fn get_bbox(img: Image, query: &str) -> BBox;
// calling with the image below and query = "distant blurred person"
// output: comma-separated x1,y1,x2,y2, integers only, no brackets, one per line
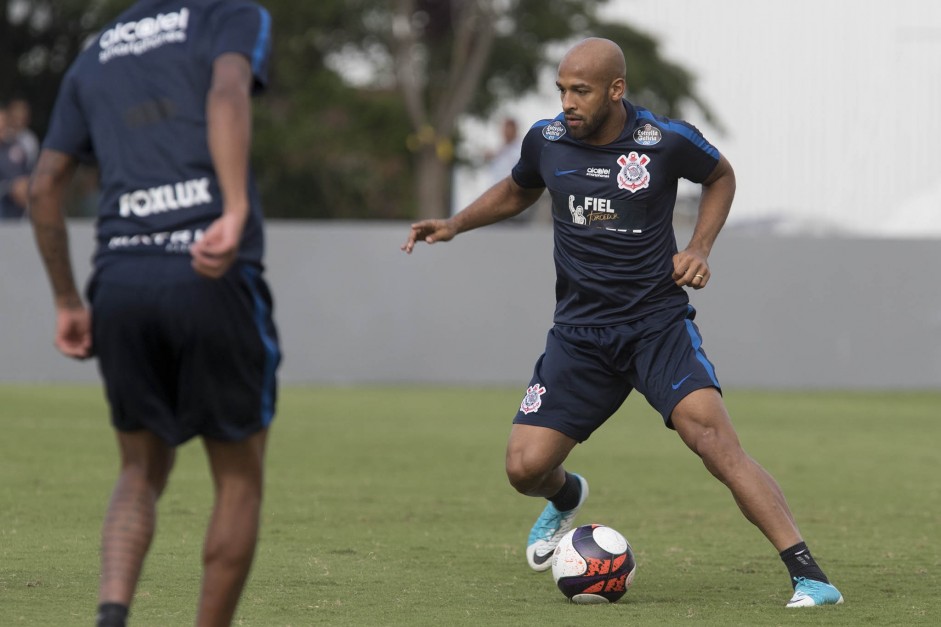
0,106,31,220
6,97,40,167
485,117,533,223
28,1,279,626
486,117,522,183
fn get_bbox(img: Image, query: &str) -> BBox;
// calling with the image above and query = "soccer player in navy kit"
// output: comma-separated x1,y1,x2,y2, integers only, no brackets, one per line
403,38,842,608
28,1,280,625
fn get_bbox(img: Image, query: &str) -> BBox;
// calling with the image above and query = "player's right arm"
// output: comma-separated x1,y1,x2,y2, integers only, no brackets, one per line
28,149,92,359
191,52,254,279
401,176,543,253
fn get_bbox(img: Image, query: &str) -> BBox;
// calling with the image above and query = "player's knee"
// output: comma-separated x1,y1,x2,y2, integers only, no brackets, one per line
505,455,551,495
694,428,750,481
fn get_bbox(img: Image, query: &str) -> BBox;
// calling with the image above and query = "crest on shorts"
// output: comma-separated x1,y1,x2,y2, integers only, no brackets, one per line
520,383,547,414
617,152,651,193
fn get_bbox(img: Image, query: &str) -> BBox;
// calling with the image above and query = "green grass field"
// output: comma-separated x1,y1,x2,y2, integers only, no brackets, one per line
1,385,939,626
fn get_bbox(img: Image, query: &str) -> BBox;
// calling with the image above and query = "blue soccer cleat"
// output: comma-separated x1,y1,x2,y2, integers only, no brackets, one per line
785,576,844,608
525,474,589,571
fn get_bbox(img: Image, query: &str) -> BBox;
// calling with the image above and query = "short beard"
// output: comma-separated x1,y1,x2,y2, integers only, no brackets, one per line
568,108,607,141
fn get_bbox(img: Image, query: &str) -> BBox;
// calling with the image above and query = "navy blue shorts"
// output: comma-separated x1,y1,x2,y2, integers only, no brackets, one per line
88,259,281,446
513,305,721,442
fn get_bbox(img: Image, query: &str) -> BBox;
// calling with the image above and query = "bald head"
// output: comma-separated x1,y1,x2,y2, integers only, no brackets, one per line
555,38,627,144
559,38,626,85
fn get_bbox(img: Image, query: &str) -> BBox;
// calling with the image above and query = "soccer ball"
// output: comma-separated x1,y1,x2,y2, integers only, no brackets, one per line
551,524,636,604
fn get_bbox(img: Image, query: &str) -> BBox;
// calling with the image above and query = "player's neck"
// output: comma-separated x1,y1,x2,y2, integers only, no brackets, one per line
583,104,627,146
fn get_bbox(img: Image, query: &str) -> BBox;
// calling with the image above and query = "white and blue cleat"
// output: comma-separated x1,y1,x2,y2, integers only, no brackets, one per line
525,474,589,571
785,576,844,608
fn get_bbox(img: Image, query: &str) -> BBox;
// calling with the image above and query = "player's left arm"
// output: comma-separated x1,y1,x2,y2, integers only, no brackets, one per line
191,52,254,279
28,149,93,359
673,154,735,289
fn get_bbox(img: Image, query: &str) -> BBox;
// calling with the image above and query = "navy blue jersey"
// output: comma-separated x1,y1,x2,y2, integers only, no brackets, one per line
42,0,272,268
512,100,720,326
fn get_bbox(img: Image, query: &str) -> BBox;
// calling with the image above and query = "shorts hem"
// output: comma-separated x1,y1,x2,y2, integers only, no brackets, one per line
512,414,589,443
661,383,723,429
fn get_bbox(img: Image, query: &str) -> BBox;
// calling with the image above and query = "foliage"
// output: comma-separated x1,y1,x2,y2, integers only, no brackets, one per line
2,0,715,219
0,0,127,129
250,1,416,219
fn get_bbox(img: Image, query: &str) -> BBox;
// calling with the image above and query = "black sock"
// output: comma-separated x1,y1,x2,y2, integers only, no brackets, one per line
96,603,128,627
780,541,829,587
548,472,582,512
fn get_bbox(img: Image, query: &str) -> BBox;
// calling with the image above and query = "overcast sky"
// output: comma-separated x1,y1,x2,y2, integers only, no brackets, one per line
458,0,941,237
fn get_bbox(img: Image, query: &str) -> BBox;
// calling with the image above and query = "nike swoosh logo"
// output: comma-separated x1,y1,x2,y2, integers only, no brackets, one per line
532,550,554,565
671,373,693,390
554,168,580,176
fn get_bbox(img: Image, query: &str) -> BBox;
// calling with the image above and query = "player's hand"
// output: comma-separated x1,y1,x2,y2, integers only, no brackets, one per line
401,219,457,254
672,248,710,289
55,305,93,360
191,211,245,278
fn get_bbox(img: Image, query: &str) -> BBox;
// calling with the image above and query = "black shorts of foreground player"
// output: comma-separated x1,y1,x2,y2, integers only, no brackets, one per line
402,37,842,608
28,2,280,626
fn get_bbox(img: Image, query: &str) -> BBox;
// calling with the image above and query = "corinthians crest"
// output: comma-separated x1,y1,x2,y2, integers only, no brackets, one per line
617,152,651,193
520,383,547,414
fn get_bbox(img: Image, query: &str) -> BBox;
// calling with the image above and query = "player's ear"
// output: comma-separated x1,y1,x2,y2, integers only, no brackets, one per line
610,77,626,101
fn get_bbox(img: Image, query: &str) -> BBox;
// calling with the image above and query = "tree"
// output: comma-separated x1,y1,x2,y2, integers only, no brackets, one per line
299,0,717,218
1,0,126,131
2,0,713,219
247,1,417,219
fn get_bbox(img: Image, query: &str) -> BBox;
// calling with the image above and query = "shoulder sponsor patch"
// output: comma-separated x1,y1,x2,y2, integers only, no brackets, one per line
633,123,662,146
542,121,567,141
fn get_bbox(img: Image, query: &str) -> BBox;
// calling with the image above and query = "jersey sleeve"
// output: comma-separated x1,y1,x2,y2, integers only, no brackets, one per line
510,123,548,189
41,69,93,158
672,120,720,183
209,2,273,92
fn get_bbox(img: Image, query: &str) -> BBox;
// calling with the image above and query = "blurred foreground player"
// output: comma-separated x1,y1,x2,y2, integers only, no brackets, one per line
29,1,280,625
403,37,842,608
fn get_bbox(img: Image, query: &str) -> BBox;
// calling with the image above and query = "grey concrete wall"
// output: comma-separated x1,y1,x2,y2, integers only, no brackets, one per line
2,220,938,388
